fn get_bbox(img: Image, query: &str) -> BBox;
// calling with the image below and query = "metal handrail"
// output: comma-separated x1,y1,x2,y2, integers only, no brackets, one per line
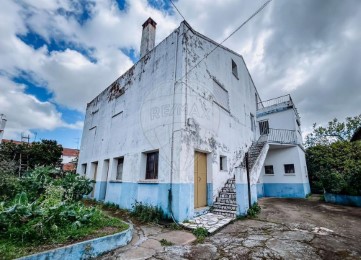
257,94,292,109
260,128,298,145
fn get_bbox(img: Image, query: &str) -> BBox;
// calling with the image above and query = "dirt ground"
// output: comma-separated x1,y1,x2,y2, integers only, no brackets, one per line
101,197,361,259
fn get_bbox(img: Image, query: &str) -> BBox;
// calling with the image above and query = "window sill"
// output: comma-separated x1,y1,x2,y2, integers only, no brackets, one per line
109,180,123,183
284,173,296,176
220,170,228,172
264,174,274,176
138,179,159,184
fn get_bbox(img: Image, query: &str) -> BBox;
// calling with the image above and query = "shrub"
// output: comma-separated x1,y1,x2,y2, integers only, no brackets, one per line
130,201,164,223
306,141,361,196
247,202,261,218
192,227,208,243
55,173,94,201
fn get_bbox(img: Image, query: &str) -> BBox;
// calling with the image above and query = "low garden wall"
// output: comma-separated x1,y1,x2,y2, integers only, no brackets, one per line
324,193,361,207
19,223,133,260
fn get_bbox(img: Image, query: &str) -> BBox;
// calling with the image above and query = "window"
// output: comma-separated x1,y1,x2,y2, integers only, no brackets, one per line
250,114,255,132
284,164,295,174
116,157,124,180
146,151,159,179
259,120,269,135
264,165,274,175
232,59,238,78
81,163,87,175
213,79,230,111
220,156,227,171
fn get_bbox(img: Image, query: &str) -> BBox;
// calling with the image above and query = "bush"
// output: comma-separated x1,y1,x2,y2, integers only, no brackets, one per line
192,227,208,243
55,173,94,201
0,189,104,243
130,201,164,223
247,202,261,218
306,141,361,196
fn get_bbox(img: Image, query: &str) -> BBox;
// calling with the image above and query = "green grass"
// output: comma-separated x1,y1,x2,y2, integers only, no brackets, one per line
160,239,174,246
0,214,128,260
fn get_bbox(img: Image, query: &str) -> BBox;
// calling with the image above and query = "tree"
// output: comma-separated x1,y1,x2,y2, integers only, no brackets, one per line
0,139,63,175
306,141,361,195
27,140,63,169
305,114,361,147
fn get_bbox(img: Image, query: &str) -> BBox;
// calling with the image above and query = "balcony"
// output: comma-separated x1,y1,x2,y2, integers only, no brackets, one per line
258,128,299,145
257,94,300,123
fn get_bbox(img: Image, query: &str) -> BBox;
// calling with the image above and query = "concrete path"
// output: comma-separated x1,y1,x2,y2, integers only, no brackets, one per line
181,213,234,233
99,224,196,260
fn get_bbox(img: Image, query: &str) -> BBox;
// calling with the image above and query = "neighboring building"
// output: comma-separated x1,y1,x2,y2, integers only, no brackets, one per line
61,148,79,171
77,18,310,221
0,114,6,143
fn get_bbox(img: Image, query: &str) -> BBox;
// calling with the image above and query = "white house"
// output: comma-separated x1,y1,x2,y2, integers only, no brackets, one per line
77,18,310,221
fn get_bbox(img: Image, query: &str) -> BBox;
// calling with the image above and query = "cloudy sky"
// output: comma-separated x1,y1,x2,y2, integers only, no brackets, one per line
1,0,360,148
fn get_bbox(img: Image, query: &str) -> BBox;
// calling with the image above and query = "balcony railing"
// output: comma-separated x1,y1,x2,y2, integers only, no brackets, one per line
257,94,300,122
259,128,298,145
257,94,293,109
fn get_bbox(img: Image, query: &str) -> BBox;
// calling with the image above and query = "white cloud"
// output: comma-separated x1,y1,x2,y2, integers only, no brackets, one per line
0,76,81,140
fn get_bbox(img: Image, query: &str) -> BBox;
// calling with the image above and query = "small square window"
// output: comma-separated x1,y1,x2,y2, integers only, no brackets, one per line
220,156,227,171
116,157,124,180
146,151,159,179
284,164,295,174
232,59,238,78
265,165,274,175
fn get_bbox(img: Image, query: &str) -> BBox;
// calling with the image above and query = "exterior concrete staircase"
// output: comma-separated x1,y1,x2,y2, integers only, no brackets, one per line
247,141,267,170
211,177,237,218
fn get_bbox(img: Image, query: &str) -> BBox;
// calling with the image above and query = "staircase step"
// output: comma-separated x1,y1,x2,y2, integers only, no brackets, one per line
219,193,236,199
221,187,235,193
212,209,237,218
216,198,236,204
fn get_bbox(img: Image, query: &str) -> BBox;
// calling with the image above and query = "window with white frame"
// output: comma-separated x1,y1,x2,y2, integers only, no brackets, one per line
264,165,274,175
284,164,295,174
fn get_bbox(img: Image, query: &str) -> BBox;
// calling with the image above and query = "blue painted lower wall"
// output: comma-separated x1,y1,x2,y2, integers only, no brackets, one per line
257,183,264,198
93,181,203,222
262,183,309,198
325,193,361,207
236,183,249,215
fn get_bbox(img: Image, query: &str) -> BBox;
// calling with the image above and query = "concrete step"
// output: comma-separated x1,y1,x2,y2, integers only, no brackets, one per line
219,193,236,199
212,209,237,218
216,197,237,204
221,187,236,193
213,203,237,211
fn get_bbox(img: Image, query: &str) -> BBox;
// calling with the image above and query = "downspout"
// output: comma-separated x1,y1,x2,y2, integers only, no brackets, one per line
245,152,252,209
169,28,180,223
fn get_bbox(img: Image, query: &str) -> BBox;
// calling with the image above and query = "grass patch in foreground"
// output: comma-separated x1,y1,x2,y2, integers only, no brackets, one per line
0,213,128,260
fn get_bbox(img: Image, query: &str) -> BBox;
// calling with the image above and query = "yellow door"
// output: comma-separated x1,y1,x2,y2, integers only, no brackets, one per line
194,152,207,208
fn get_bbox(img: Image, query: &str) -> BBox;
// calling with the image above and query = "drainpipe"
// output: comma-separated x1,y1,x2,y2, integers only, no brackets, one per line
245,152,252,208
169,28,180,223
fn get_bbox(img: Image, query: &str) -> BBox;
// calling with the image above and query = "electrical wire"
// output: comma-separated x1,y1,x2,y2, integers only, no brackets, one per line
170,0,186,21
176,0,272,84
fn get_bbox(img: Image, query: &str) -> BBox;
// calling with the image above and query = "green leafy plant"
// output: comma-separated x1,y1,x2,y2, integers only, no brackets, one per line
192,227,208,243
160,239,174,246
247,202,261,218
130,201,164,223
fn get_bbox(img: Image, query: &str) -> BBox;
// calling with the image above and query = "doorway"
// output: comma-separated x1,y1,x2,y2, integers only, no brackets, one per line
91,161,98,198
194,151,207,208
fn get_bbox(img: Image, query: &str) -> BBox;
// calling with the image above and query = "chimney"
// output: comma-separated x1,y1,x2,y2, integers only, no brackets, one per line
140,17,157,58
